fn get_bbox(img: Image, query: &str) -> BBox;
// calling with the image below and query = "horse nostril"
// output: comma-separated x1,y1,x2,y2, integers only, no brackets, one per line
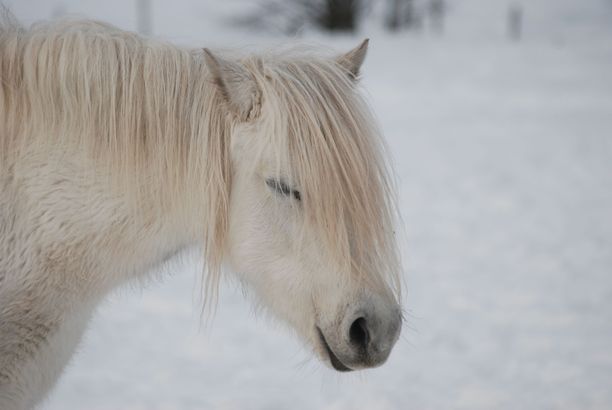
349,317,370,350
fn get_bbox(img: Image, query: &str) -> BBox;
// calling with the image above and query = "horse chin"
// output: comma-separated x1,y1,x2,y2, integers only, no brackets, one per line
316,327,353,372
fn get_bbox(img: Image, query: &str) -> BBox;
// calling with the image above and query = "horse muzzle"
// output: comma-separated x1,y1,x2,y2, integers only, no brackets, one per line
316,300,402,371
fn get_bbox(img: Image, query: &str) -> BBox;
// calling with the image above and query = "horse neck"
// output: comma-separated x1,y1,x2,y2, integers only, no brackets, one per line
112,49,232,248
0,23,234,289
1,25,232,256
113,45,233,267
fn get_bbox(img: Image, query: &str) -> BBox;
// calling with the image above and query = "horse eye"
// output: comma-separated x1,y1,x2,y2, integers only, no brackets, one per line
266,178,301,201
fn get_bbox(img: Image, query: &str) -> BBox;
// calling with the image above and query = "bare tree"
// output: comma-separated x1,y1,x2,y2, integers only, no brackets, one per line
385,0,420,32
318,0,361,31
234,0,366,35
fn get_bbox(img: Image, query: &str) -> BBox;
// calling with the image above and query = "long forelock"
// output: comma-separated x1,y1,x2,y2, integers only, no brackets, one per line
250,54,402,300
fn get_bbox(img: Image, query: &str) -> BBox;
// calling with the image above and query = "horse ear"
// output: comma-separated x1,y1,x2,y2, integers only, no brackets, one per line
336,38,369,80
203,49,259,121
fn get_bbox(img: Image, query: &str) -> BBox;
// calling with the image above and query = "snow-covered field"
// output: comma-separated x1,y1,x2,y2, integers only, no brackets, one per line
7,0,612,409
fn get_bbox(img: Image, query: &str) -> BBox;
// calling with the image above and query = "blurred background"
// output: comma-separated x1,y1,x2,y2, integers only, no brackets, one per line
6,0,612,409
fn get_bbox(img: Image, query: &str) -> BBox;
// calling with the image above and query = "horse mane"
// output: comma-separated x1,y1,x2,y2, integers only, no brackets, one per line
0,16,400,303
0,17,231,304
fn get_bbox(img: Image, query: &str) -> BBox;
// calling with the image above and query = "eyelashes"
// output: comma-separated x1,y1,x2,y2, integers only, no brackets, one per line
266,178,301,201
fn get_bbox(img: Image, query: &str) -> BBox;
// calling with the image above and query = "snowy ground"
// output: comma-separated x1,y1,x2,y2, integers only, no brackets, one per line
6,0,612,409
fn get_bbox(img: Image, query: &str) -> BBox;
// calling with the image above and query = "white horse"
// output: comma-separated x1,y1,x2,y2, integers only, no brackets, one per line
0,15,402,409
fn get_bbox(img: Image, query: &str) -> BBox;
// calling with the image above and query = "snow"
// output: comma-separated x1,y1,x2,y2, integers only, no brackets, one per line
6,0,612,408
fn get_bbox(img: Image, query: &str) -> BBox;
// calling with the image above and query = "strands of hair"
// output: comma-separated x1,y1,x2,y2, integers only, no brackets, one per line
251,56,401,299
0,16,231,309
0,15,400,307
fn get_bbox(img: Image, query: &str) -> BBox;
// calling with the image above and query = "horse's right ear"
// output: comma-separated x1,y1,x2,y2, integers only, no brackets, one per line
203,49,260,121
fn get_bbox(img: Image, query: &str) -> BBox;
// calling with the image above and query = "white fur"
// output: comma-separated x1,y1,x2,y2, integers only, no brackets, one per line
0,17,402,409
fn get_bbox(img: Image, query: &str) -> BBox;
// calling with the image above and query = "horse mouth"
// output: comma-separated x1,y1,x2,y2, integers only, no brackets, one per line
316,327,353,372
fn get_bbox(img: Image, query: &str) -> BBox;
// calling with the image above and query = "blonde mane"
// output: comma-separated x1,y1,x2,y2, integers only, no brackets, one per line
0,17,400,302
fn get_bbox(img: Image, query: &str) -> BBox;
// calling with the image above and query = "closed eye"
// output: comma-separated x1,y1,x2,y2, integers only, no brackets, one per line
266,178,301,201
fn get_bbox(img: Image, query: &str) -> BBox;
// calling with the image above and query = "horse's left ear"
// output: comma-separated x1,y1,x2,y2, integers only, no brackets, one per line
203,49,260,121
336,38,369,80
